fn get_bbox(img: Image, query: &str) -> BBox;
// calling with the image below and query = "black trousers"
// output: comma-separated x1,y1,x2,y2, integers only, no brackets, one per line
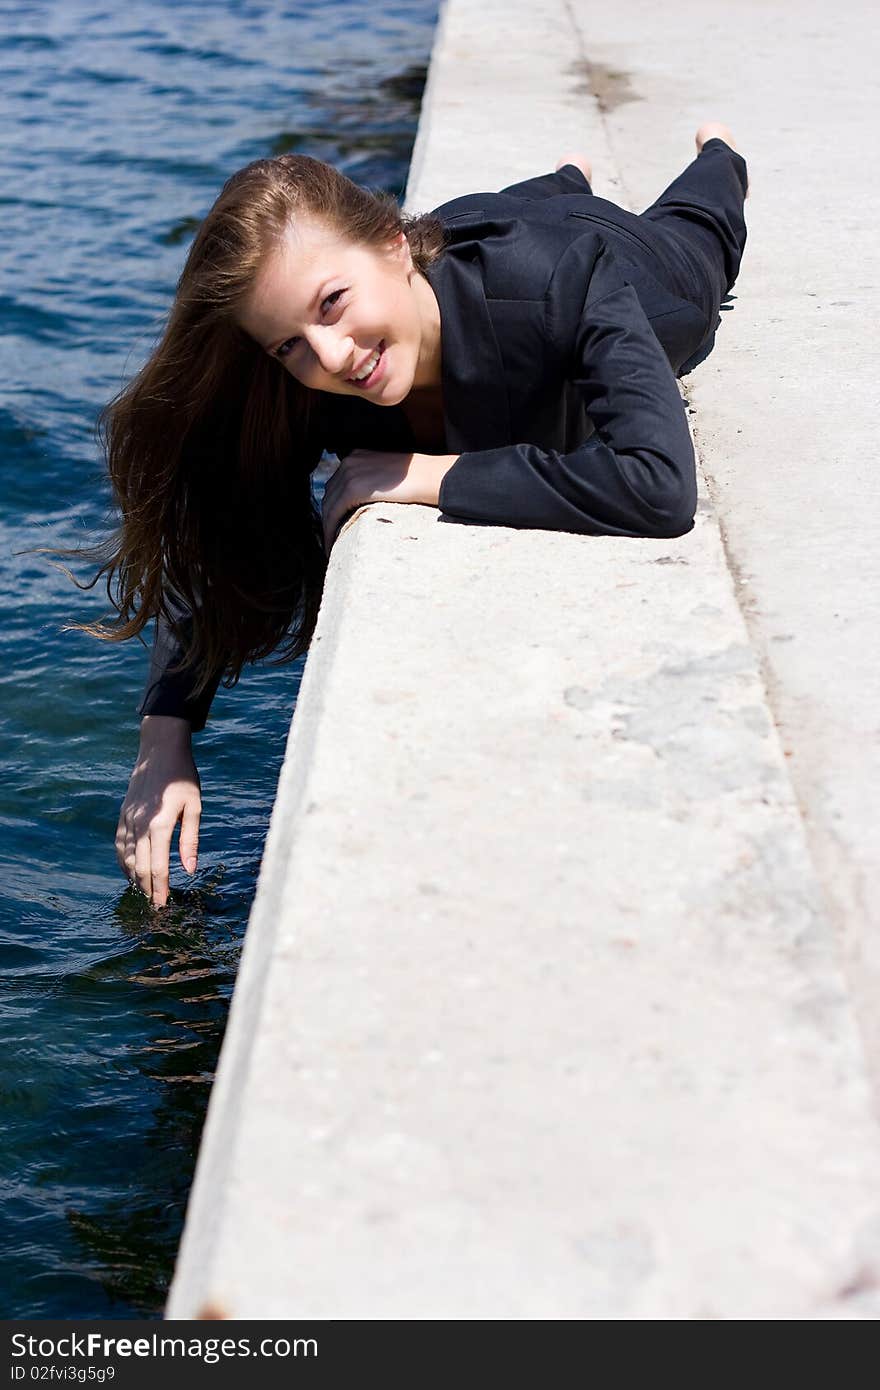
506,137,749,362
543,137,748,369
636,137,749,340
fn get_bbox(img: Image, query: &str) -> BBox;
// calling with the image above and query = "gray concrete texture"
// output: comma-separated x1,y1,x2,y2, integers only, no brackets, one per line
166,0,880,1318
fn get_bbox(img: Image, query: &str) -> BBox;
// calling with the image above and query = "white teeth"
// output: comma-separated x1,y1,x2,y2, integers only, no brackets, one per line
349,347,381,382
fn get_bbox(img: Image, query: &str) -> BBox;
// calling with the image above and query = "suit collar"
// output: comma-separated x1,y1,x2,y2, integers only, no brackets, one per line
425,248,511,452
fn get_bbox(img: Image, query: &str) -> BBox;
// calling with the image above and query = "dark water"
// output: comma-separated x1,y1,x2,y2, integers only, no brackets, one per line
0,0,438,1319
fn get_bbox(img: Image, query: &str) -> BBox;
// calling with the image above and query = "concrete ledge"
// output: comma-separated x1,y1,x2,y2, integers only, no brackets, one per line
166,0,880,1319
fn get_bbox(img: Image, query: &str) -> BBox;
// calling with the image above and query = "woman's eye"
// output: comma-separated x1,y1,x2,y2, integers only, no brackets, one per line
274,290,347,360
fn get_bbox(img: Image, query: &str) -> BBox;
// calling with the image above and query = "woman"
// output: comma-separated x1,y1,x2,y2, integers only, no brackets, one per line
59,120,749,906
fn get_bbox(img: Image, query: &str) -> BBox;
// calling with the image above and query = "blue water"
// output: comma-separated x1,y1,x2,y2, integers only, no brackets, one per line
0,0,438,1319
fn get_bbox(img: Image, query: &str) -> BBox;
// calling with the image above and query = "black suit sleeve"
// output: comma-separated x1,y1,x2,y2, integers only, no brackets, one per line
438,237,697,540
137,580,224,733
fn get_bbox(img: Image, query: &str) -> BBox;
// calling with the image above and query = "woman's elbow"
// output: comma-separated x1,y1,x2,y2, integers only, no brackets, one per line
643,482,697,538
651,508,696,539
624,449,697,539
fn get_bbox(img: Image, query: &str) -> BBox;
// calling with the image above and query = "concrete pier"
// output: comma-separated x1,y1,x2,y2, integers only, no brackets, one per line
165,0,880,1319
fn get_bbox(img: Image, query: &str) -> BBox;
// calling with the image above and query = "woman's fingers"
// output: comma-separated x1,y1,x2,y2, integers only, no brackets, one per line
119,805,196,907
124,810,185,907
148,819,175,908
133,827,152,901
119,818,137,884
321,457,351,552
321,449,404,552
320,450,443,550
179,798,201,875
115,817,131,880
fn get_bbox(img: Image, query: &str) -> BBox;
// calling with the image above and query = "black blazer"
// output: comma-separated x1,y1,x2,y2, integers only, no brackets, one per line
139,164,710,730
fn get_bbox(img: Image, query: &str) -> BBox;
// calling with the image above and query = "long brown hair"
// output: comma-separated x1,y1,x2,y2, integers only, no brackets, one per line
35,155,448,706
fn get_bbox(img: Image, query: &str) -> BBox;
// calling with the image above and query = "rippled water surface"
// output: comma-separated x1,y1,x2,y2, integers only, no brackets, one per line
0,0,438,1318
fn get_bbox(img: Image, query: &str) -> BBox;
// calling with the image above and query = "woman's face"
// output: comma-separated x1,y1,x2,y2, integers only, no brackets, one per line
237,213,442,402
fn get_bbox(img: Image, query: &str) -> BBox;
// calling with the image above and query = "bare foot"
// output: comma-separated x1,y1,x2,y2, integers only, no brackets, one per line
555,150,593,183
695,122,749,197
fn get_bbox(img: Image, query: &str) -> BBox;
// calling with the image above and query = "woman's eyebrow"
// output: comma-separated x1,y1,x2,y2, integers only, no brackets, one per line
264,278,333,353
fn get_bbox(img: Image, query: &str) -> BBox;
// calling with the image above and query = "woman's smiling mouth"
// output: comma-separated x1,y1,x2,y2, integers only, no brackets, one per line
347,341,386,388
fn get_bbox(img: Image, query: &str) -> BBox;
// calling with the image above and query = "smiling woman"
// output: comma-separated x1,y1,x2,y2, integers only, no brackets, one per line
237,212,443,398
37,129,748,908
234,206,458,548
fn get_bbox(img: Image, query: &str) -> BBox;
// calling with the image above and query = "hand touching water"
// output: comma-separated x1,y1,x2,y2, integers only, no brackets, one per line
321,449,459,553
116,715,201,908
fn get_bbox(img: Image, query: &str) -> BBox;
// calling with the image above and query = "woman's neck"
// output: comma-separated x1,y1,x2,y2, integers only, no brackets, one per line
399,375,446,452
411,271,443,389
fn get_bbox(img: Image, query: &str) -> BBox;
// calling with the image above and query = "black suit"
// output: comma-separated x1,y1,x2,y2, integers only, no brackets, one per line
139,139,748,730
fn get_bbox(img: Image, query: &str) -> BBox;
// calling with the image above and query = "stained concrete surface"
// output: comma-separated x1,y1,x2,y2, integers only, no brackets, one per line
560,0,880,1080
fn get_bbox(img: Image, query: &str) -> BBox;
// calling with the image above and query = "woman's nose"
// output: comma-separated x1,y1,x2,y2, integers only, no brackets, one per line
307,327,352,379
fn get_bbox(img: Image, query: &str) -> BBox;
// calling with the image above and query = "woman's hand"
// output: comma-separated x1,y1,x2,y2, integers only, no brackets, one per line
115,715,202,908
321,449,459,553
